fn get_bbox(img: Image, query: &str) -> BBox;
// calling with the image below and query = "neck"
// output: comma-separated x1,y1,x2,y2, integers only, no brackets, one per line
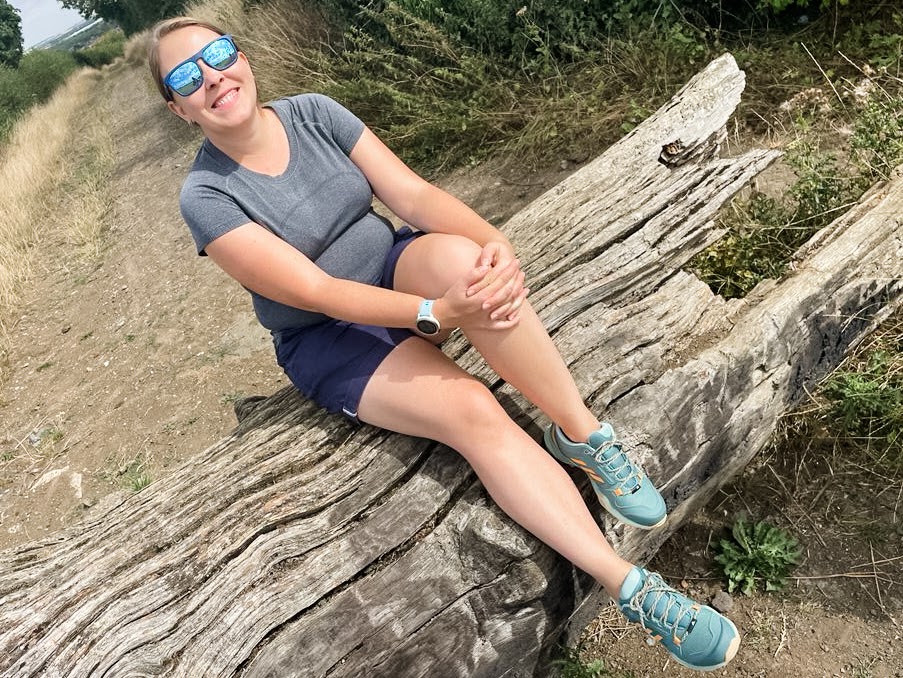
204,104,272,161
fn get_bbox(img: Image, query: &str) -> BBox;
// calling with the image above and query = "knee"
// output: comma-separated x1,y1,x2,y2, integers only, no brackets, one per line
438,378,507,444
437,235,482,278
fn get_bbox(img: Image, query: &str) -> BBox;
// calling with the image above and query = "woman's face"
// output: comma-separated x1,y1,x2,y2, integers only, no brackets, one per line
157,26,258,133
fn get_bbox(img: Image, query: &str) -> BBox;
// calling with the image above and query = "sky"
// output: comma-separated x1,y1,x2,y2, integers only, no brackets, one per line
10,0,86,49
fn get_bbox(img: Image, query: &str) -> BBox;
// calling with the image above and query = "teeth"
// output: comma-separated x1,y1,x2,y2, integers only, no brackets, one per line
214,89,237,108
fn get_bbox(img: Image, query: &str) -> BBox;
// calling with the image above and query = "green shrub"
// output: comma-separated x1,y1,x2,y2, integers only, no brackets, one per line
715,518,801,595
13,49,78,103
74,29,126,68
851,94,903,183
689,193,789,298
692,85,903,299
822,348,903,454
243,0,707,173
0,49,78,143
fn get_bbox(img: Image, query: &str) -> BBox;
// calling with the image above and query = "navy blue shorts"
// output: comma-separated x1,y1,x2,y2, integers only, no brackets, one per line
274,227,423,422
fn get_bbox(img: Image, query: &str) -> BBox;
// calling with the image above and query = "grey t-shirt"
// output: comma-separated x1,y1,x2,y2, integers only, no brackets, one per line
179,93,396,333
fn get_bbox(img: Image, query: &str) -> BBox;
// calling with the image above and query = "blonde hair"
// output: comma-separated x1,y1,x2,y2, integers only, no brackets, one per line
147,17,237,101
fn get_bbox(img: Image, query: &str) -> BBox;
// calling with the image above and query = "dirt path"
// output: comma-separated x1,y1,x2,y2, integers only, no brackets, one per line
0,61,284,547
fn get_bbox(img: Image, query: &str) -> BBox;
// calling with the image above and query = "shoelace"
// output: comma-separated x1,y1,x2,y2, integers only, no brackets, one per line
593,439,642,493
624,573,697,643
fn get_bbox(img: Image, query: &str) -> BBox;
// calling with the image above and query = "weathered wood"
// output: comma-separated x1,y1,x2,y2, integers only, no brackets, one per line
0,53,899,677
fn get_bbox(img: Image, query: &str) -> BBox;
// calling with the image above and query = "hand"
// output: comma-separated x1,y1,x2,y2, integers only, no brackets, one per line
468,240,528,322
435,258,525,331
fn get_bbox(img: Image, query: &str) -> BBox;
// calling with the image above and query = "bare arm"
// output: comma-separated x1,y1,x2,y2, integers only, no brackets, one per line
203,221,522,331
349,128,516,268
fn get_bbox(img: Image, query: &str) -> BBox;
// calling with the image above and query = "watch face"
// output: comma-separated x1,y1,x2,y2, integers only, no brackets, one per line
417,318,440,335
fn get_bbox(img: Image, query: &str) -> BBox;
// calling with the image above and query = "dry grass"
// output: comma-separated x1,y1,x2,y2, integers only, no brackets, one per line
0,68,113,382
64,97,115,260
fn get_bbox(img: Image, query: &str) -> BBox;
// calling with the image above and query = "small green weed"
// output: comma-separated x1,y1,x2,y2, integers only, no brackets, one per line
36,361,53,372
850,655,879,678
821,344,903,465
116,454,153,492
714,517,801,595
40,427,64,446
551,644,633,678
220,391,245,405
129,472,152,492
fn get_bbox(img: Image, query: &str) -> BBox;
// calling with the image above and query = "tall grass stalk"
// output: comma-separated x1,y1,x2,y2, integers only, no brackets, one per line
0,69,99,378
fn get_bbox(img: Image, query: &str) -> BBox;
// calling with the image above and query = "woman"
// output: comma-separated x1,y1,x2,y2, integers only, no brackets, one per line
148,17,739,672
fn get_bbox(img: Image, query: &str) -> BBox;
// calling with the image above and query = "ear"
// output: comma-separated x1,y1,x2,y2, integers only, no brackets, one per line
167,99,192,124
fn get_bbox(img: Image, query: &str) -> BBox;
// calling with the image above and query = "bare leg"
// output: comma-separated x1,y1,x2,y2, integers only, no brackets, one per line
395,234,600,441
356,336,632,595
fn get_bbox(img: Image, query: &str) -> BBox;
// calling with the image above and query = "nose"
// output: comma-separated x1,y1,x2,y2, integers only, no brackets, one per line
196,59,225,89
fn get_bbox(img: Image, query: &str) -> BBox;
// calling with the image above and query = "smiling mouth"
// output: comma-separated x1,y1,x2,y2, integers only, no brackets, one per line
212,88,239,109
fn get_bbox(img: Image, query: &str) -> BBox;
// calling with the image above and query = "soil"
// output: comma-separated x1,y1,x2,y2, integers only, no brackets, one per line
0,58,900,677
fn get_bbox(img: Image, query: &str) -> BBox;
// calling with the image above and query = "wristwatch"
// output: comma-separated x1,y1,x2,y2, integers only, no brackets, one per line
416,299,441,335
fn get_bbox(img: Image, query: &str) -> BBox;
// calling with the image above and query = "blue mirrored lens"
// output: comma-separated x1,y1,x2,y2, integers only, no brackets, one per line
203,38,237,69
168,62,203,96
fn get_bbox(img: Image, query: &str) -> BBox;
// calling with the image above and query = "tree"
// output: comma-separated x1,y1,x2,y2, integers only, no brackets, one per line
0,0,22,69
59,0,187,35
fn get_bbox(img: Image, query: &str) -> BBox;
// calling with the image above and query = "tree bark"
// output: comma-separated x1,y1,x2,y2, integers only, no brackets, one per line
1,53,899,678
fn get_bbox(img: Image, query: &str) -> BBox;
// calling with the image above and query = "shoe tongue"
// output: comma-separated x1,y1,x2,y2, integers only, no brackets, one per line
623,570,692,633
587,423,615,450
589,424,638,489
618,566,644,603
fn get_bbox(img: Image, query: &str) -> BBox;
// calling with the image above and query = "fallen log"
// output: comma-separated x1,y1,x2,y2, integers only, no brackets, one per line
0,53,899,677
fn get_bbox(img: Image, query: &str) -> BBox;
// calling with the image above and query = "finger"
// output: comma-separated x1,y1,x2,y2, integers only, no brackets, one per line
462,265,492,296
493,287,528,320
467,258,517,297
480,242,500,268
506,289,528,321
483,269,524,310
488,315,521,331
489,300,514,320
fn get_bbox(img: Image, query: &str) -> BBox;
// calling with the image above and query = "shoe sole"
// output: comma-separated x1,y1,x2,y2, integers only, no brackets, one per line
543,427,667,531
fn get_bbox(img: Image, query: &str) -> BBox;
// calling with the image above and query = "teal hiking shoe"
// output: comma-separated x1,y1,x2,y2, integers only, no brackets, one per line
618,567,740,671
543,423,667,529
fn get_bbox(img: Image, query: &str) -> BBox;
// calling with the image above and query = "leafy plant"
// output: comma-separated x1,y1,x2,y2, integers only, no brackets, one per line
822,348,903,455
552,644,631,678
715,517,801,595
0,48,78,142
850,94,903,183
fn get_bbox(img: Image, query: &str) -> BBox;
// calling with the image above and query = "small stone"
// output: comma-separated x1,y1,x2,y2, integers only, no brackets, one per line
711,590,734,613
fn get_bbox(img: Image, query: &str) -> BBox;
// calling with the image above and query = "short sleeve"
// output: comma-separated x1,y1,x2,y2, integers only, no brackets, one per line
291,93,366,155
180,180,252,256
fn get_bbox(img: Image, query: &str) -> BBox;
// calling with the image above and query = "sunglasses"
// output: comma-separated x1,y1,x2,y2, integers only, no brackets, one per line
163,35,239,100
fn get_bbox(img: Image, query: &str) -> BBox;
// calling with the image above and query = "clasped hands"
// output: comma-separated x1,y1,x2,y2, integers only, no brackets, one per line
435,240,528,331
